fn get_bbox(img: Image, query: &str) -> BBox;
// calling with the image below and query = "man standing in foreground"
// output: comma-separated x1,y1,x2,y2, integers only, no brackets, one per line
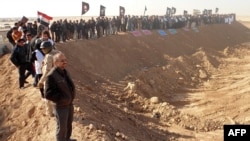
44,52,76,141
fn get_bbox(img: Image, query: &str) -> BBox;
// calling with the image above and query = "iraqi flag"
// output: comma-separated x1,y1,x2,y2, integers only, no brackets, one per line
82,2,89,15
119,6,125,17
37,11,53,27
100,5,106,17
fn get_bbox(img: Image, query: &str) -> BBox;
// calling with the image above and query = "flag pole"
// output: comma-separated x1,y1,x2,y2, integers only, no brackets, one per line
81,2,83,19
143,6,146,16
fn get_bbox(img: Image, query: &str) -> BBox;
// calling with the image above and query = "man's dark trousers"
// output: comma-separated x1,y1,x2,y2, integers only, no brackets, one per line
55,104,74,141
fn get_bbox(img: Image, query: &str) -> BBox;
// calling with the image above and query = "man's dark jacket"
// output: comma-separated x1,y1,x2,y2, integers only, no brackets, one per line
10,45,27,67
45,67,75,107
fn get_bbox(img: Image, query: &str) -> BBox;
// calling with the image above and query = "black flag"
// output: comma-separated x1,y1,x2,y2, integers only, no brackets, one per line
119,6,125,17
100,5,106,17
208,9,212,15
82,2,89,15
215,8,219,13
166,7,171,16
21,16,29,24
171,7,176,15
203,9,207,15
183,10,188,16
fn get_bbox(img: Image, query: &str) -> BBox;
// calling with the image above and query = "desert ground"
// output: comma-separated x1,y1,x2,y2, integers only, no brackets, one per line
0,21,250,141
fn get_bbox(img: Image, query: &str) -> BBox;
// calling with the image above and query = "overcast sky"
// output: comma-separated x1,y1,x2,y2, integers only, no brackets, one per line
0,0,249,18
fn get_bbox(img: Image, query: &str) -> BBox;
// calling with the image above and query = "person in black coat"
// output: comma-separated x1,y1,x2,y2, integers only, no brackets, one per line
55,21,62,43
44,52,76,141
10,38,35,89
50,21,57,41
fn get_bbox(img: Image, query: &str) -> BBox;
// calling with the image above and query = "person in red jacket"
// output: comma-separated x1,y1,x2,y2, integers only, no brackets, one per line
11,26,22,43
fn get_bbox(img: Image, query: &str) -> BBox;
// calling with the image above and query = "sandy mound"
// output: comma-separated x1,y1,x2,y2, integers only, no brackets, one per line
0,21,250,141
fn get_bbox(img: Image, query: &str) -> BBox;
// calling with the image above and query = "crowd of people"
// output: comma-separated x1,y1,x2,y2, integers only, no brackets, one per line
8,19,76,140
48,13,236,40
6,13,236,46
6,12,235,141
